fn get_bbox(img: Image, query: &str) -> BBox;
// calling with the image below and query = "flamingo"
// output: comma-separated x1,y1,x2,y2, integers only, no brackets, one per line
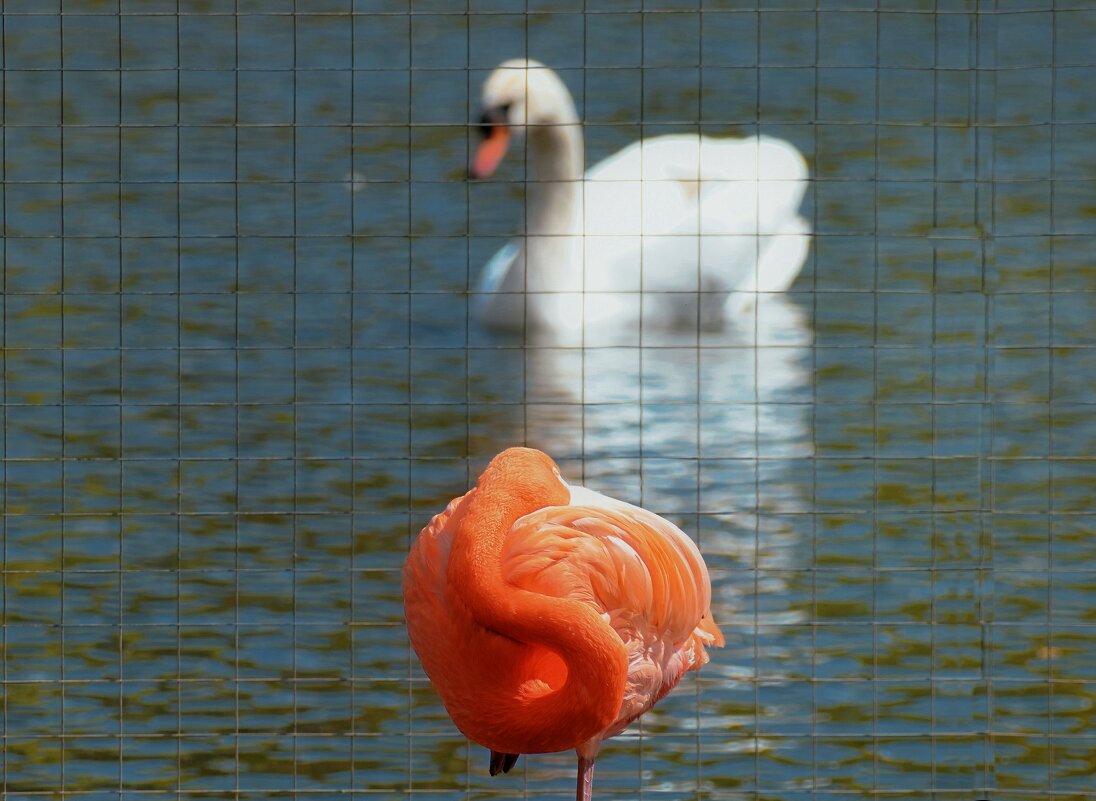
402,447,724,801
470,59,810,344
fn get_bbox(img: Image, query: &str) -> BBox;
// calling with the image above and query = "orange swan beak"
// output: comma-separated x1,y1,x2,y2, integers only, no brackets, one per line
470,125,511,179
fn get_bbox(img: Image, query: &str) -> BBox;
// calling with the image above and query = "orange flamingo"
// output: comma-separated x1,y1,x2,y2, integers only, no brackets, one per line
403,447,724,801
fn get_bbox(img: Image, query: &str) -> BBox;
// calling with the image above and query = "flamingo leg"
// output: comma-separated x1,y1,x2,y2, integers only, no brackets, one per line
576,755,596,801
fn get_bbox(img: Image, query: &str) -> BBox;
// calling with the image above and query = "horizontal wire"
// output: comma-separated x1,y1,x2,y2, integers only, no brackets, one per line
5,61,1096,70
0,119,1091,128
0,7,1076,16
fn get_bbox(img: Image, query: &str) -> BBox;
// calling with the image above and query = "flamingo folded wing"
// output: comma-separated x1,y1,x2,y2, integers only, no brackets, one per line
502,485,724,735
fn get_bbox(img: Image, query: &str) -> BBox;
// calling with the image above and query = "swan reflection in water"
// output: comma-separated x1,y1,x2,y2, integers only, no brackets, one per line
519,294,812,508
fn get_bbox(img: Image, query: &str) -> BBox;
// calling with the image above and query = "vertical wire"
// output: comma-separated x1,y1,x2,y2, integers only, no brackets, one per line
576,8,591,795
463,0,471,520
232,1,242,797
1,5,8,796
523,0,531,462
349,3,359,796
58,6,69,792
580,3,588,488
116,3,126,793
810,2,820,797
1045,1,1057,793
291,1,300,795
638,6,646,497
463,4,473,792
404,1,415,795
751,1,764,794
637,5,647,794
0,1,6,788
530,12,543,797
694,2,704,796
976,1,995,793
579,0,587,488
870,3,881,796
752,3,761,795
174,0,184,795
929,2,941,792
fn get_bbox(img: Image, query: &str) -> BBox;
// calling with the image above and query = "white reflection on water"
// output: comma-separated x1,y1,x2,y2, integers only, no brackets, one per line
522,293,811,477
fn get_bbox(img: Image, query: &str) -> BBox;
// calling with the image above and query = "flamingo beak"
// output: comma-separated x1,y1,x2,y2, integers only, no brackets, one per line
470,108,511,179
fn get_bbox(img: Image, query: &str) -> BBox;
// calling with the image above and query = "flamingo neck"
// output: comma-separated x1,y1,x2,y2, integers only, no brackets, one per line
445,458,626,755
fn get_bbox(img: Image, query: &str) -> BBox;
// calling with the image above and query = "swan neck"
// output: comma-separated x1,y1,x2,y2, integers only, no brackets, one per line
529,120,583,183
525,122,583,238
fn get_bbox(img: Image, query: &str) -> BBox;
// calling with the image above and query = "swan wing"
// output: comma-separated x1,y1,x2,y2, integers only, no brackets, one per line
473,240,527,328
588,133,806,185
477,239,520,295
579,134,809,303
585,134,807,235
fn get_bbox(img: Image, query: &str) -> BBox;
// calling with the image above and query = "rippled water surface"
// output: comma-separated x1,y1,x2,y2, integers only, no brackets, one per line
3,3,1095,799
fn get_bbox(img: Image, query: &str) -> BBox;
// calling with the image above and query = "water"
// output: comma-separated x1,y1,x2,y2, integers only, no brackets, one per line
2,3,1094,799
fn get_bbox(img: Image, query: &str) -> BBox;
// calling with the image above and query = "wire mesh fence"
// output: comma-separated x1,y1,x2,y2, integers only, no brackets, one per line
1,1,1095,799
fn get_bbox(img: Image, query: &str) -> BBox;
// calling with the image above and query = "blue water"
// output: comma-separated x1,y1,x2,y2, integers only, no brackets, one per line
2,3,1095,799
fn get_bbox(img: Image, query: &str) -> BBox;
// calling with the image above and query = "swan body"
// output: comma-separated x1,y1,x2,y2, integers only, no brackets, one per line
402,447,723,801
471,60,811,344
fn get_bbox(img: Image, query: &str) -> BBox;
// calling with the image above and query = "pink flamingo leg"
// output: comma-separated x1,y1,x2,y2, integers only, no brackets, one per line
576,756,596,801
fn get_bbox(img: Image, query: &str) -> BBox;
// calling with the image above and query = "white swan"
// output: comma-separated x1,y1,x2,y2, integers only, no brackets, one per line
470,59,811,346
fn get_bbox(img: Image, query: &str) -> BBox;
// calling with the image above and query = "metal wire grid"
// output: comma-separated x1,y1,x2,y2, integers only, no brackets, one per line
2,1,1095,799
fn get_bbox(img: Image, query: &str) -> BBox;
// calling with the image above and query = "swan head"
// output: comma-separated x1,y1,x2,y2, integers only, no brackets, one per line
470,59,578,179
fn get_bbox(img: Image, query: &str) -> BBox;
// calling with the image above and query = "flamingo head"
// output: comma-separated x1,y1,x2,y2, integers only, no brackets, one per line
478,447,570,510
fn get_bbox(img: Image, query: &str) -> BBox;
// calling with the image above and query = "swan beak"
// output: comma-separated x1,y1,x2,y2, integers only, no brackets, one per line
470,125,510,179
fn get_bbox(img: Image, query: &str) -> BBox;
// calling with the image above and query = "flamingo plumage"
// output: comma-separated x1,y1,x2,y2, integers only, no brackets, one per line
402,447,724,801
